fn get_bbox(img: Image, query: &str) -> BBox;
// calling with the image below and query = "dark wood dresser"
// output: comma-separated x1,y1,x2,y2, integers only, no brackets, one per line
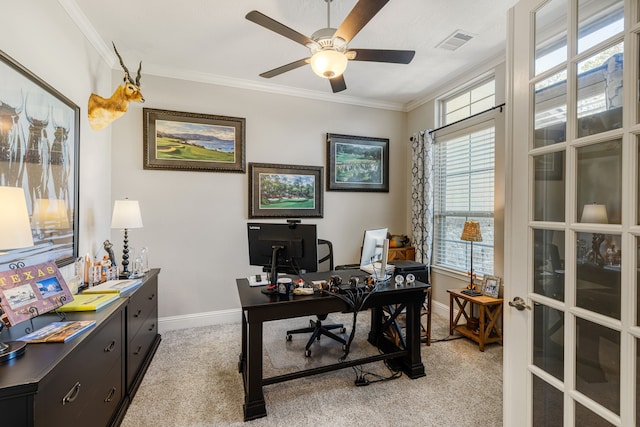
0,268,161,427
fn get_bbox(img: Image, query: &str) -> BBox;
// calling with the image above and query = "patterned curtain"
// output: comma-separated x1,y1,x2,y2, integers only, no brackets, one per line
410,130,434,271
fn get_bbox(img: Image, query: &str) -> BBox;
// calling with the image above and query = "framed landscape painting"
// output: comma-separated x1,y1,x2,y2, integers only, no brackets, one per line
249,163,323,218
143,108,245,173
0,49,80,270
326,133,389,192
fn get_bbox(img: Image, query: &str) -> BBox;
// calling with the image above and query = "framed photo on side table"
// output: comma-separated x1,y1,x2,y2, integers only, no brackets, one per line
249,163,323,218
143,108,245,173
326,133,389,192
481,275,502,298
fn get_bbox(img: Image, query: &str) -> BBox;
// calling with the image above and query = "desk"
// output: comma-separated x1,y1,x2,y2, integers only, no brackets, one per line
237,272,428,421
448,288,503,352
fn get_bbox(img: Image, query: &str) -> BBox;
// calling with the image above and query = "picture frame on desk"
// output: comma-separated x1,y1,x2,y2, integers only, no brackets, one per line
0,49,80,270
326,133,389,192
0,262,72,326
143,107,246,173
481,275,501,298
248,163,324,218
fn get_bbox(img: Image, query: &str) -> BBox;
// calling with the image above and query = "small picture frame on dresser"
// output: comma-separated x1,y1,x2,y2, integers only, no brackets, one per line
481,275,501,298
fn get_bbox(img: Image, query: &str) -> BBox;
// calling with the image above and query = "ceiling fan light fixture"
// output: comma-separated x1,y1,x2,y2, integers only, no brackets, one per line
310,49,348,79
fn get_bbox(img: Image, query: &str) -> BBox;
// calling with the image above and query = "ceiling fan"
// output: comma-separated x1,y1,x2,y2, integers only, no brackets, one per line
245,0,415,93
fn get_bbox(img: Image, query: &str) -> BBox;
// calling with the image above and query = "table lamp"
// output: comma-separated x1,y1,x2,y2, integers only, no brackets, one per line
0,186,35,362
111,199,143,279
581,203,608,265
461,220,482,290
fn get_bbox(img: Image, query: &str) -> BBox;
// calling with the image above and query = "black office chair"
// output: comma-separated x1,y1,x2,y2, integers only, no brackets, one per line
286,239,346,357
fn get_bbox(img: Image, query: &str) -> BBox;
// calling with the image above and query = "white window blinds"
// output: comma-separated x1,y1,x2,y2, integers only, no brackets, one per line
433,122,495,275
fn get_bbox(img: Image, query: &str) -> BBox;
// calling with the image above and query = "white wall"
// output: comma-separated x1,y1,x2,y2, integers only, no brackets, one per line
1,1,113,275
110,73,409,324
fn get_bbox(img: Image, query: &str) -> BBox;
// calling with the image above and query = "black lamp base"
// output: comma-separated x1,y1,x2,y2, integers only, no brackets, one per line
0,340,26,363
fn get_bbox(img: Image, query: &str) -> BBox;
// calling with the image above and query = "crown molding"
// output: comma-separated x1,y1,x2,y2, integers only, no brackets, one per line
58,0,115,67
60,0,407,112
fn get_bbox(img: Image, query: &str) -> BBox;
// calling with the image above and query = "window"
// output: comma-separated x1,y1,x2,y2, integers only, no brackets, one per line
434,79,496,276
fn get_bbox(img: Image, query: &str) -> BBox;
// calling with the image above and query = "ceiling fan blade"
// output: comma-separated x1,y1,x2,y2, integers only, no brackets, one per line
330,75,347,93
348,49,415,64
334,0,390,44
246,11,314,47
259,58,310,78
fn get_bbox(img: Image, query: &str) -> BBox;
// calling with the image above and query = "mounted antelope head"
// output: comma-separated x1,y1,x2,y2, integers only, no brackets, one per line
88,42,145,130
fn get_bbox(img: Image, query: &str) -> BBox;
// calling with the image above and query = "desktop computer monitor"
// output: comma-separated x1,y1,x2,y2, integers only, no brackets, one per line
359,227,389,278
247,222,318,285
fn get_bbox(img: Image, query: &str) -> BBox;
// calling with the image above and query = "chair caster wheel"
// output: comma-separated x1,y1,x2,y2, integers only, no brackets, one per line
286,334,292,341
305,350,311,357
342,344,347,351
340,328,346,333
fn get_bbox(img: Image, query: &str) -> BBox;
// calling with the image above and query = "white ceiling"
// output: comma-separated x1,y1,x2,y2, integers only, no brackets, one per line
64,0,518,110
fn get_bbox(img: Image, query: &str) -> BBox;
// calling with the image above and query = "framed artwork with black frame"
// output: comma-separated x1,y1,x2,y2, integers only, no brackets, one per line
143,108,246,173
326,133,389,192
0,49,80,270
249,163,323,218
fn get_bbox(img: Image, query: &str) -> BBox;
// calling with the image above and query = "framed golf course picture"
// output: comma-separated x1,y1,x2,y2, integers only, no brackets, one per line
143,108,245,173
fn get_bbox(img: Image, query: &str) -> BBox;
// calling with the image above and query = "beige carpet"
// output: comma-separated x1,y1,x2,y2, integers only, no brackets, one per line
121,311,502,427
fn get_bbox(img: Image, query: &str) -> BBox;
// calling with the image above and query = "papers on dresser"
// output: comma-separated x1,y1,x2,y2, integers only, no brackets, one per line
82,279,142,294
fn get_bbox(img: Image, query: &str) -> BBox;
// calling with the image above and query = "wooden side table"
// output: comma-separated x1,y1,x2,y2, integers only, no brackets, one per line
447,288,503,351
388,246,416,262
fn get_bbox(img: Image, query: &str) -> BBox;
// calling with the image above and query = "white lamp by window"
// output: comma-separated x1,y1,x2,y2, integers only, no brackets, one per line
0,186,34,362
111,199,143,279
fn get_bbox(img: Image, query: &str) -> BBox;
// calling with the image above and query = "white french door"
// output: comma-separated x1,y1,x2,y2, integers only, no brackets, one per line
506,0,639,425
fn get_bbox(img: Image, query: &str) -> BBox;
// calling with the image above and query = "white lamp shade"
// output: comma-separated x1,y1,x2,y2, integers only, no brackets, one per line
0,186,34,250
581,203,608,224
111,200,143,229
310,50,348,79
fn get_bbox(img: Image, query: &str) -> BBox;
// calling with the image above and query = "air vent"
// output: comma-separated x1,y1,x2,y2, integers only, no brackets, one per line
436,30,474,51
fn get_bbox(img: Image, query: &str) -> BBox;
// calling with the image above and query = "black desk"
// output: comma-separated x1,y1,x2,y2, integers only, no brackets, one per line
236,271,427,421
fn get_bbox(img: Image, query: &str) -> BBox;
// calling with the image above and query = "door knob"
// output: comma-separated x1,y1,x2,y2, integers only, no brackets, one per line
508,297,532,311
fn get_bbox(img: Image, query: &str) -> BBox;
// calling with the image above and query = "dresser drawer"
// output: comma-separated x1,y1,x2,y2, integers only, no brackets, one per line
127,307,158,387
34,308,124,426
128,277,157,338
83,360,123,427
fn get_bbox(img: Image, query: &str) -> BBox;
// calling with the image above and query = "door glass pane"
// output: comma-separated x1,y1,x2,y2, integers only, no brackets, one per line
535,0,568,75
576,140,622,225
533,374,563,426
533,303,564,379
534,70,567,148
576,232,621,319
575,401,616,426
637,237,640,326
578,0,624,54
534,229,565,301
576,317,621,415
637,338,640,424
577,43,624,138
534,152,565,222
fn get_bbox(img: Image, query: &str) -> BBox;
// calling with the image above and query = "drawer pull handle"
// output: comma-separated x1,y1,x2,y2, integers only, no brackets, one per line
133,345,143,355
148,323,155,332
104,340,116,352
62,382,81,405
148,293,155,300
134,309,142,317
104,387,116,403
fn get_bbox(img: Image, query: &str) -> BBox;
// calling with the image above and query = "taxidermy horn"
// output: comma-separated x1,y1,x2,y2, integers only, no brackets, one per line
88,42,145,131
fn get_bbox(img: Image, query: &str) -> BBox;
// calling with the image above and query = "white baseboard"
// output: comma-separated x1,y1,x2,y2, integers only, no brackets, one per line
159,300,451,334
158,308,241,333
